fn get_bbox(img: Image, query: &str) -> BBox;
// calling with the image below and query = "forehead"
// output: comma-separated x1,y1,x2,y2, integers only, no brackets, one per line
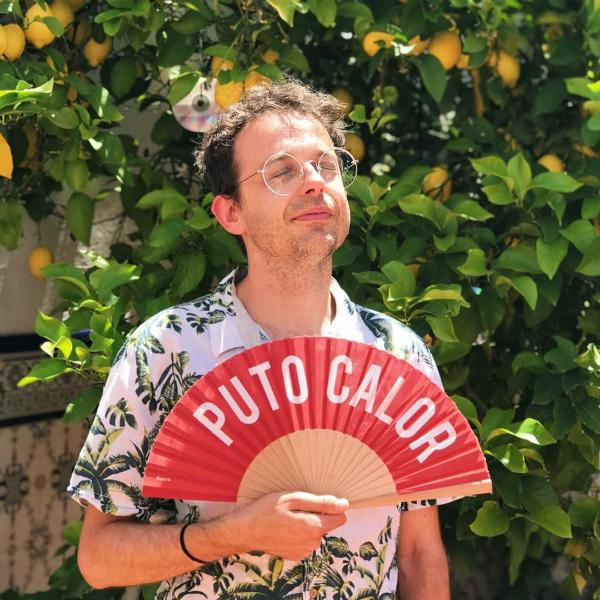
234,112,334,167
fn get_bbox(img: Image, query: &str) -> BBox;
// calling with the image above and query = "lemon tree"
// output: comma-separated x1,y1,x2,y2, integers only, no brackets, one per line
2,1,600,598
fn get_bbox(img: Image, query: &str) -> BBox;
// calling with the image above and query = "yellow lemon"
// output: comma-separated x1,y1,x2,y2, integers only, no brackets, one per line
345,133,365,162
214,80,244,109
67,85,78,102
24,3,56,49
0,26,7,55
406,35,429,56
538,154,565,172
457,53,471,69
486,50,498,68
331,87,353,114
19,123,38,168
428,31,462,70
210,56,234,75
495,50,520,87
582,100,600,117
83,36,112,67
472,69,485,117
51,0,74,28
573,142,599,158
423,166,452,202
28,245,54,280
362,31,394,57
261,49,280,64
0,133,14,179
2,24,26,60
66,16,89,45
244,70,271,90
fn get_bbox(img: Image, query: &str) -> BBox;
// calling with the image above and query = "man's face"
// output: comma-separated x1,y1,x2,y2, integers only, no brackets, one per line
231,111,351,265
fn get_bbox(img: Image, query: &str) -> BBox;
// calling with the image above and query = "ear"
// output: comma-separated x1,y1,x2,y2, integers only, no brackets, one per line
211,194,246,235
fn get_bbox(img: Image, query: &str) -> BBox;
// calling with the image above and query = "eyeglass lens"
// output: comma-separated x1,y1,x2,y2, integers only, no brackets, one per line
262,148,357,195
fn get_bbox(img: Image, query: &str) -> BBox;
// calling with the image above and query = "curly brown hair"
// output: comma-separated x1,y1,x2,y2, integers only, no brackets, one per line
195,78,347,201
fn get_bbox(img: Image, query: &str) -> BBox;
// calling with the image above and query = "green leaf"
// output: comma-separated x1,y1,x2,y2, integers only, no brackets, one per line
495,245,542,274
536,237,568,280
267,0,299,25
425,316,459,342
512,352,547,374
416,285,469,306
308,0,336,27
451,394,480,427
62,520,83,547
470,156,508,178
348,104,367,124
187,206,213,230
142,584,161,600
470,501,510,537
279,48,309,72
575,237,600,276
574,397,600,434
35,312,69,343
42,264,92,297
560,219,596,254
157,26,195,66
64,387,103,422
42,15,64,36
66,192,95,245
529,172,583,193
448,198,493,221
380,261,415,294
488,443,527,473
487,418,556,446
457,248,490,276
0,201,24,251
568,496,600,527
89,262,140,301
507,153,531,200
45,107,79,129
481,182,514,205
202,44,238,61
137,189,189,221
170,250,206,296
18,358,69,386
412,55,447,103
109,56,138,99
582,196,600,219
512,276,539,309
481,407,515,441
524,506,571,538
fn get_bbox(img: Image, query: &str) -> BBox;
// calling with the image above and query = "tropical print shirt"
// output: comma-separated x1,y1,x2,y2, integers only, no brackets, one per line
68,269,450,600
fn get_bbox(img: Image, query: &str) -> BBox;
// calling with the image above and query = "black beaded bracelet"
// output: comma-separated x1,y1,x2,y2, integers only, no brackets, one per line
179,522,206,564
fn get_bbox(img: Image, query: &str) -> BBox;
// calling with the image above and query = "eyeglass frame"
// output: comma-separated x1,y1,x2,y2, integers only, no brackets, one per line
227,146,358,197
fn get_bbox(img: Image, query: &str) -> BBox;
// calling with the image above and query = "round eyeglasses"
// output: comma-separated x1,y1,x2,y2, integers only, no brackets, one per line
233,147,358,196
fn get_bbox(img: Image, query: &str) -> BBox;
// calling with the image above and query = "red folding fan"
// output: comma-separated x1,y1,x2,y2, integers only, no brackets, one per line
142,337,491,508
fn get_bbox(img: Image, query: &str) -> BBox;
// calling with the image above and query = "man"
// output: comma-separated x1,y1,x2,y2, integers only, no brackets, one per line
69,79,452,600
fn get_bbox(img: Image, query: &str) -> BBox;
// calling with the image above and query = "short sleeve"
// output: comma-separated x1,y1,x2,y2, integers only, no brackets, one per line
67,320,179,521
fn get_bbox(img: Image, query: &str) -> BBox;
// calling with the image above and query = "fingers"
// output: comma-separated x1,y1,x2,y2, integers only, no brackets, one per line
285,492,349,514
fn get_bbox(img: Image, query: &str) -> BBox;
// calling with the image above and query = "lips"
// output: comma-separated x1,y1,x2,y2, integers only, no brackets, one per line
291,206,333,221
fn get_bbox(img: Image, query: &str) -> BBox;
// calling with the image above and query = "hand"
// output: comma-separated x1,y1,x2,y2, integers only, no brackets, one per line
232,491,349,561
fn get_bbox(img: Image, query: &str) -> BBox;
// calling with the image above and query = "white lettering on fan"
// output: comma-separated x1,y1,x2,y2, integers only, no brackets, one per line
192,353,456,461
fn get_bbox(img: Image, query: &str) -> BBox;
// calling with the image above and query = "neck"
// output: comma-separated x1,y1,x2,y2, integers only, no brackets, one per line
235,257,334,339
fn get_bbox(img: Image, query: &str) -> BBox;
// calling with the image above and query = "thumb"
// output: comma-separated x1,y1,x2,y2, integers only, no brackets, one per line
287,493,349,514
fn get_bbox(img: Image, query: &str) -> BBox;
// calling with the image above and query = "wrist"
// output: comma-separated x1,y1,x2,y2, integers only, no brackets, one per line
186,511,251,561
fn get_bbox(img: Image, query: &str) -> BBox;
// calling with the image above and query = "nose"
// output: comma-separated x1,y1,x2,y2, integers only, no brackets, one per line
299,160,325,195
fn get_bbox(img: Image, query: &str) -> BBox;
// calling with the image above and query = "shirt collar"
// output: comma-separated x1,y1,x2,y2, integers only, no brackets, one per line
208,268,362,359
